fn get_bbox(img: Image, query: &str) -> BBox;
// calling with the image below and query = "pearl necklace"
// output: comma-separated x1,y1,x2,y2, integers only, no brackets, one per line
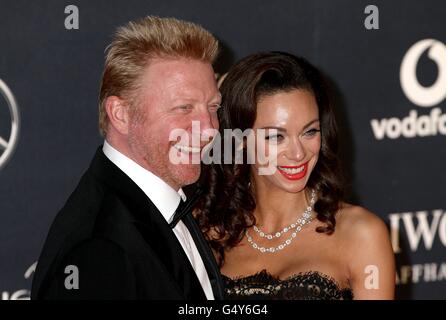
246,189,316,253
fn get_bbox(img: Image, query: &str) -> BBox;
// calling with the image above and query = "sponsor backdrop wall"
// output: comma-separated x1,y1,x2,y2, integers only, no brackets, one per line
1,0,445,299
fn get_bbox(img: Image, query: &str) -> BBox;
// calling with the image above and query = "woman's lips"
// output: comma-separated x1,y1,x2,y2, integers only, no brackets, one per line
277,162,308,180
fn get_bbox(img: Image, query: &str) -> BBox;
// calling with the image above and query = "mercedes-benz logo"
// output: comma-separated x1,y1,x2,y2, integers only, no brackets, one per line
0,78,20,170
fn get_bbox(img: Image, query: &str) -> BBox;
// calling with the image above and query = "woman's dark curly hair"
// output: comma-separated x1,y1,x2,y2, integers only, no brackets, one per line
195,52,344,266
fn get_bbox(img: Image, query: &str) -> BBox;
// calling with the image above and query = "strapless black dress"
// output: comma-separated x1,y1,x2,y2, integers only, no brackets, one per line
222,270,354,300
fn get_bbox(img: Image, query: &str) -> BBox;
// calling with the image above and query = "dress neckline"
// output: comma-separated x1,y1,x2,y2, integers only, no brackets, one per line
222,269,353,296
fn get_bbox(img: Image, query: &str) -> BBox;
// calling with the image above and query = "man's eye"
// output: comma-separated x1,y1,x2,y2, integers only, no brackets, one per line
176,105,193,112
209,104,221,112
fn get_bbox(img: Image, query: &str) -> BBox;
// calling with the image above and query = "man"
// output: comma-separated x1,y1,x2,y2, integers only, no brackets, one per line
31,16,224,299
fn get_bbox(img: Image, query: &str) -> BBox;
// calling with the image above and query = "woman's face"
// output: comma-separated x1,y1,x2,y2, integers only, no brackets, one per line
250,89,321,193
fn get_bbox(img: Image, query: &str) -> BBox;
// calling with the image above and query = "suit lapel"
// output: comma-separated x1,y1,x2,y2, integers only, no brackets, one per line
182,212,225,300
91,148,206,299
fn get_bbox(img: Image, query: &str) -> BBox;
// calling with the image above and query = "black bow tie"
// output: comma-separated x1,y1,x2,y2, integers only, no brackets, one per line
169,188,204,228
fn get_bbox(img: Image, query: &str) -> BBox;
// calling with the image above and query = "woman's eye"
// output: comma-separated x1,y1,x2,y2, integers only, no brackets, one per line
304,128,321,136
265,134,284,142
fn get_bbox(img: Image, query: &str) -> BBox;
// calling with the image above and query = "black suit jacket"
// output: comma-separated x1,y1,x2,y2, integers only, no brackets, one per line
31,147,224,299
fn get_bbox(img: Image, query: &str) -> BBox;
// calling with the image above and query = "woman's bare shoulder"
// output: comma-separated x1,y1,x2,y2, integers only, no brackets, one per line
335,203,395,299
336,202,389,242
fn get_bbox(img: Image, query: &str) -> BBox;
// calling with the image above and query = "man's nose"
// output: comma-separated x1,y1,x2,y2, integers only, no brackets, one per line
196,108,218,131
192,109,218,143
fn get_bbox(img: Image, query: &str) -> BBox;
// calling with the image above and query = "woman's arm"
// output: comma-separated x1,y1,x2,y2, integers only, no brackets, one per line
345,207,396,299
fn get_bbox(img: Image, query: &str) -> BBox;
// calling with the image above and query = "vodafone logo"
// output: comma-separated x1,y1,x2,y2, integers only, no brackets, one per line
0,79,20,170
400,39,446,107
371,39,446,140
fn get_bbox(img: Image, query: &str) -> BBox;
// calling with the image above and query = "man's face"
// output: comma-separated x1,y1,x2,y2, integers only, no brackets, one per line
127,58,221,190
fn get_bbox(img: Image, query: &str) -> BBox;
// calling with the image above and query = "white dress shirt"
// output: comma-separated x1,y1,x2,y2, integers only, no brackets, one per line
102,141,214,299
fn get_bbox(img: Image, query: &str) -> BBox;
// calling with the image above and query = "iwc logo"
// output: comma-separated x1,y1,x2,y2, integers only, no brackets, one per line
0,79,20,170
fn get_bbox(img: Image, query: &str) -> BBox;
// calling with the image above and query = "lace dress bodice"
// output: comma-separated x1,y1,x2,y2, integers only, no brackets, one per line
222,269,354,300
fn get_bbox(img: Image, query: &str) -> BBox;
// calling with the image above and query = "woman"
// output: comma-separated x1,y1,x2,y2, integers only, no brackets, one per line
195,52,395,300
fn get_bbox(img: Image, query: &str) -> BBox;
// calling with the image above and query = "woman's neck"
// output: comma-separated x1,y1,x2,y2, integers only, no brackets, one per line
252,179,311,233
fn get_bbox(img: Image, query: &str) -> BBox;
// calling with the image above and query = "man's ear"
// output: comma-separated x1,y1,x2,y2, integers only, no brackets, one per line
105,96,130,135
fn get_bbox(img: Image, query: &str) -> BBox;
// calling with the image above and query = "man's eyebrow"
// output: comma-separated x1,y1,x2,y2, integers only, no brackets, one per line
211,92,222,103
171,93,222,104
